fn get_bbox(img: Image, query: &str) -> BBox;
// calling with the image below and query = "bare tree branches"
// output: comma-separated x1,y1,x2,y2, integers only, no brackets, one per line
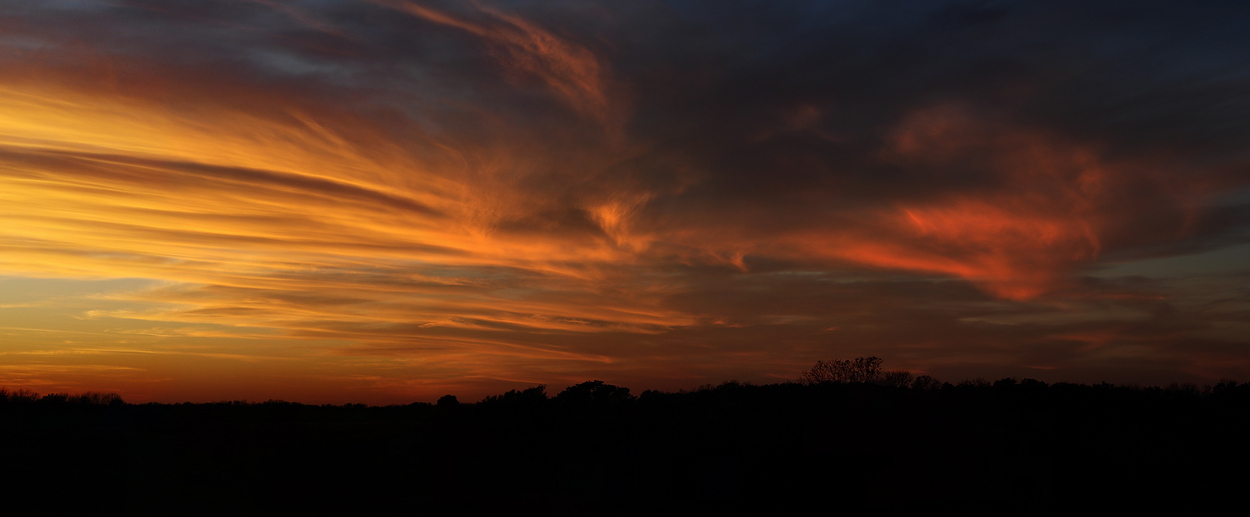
798,357,885,384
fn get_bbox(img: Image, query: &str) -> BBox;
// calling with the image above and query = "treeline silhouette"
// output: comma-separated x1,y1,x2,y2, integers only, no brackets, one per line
0,388,125,406
3,361,1249,515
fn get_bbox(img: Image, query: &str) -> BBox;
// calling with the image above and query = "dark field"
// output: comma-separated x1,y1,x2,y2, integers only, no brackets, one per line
2,379,1247,515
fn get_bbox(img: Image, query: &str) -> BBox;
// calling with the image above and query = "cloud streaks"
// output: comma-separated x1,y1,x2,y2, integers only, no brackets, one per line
0,0,1248,403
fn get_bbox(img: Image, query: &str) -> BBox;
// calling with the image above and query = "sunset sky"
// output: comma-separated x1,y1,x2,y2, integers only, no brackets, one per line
1,0,1248,404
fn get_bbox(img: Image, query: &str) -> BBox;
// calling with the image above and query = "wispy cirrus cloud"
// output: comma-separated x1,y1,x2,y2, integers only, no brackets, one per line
370,0,625,130
0,0,1247,402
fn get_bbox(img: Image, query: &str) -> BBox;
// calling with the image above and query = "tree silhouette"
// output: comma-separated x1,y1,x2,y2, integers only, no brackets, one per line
555,380,633,405
879,370,913,388
437,394,460,415
481,385,547,406
911,375,942,390
798,357,884,384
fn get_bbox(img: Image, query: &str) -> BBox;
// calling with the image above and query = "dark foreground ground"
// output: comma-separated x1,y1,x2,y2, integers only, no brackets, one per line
2,379,1248,515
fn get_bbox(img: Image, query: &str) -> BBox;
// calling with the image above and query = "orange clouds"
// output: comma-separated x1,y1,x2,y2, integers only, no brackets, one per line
765,105,1200,300
0,46,671,401
896,200,1100,299
1,1,1247,403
